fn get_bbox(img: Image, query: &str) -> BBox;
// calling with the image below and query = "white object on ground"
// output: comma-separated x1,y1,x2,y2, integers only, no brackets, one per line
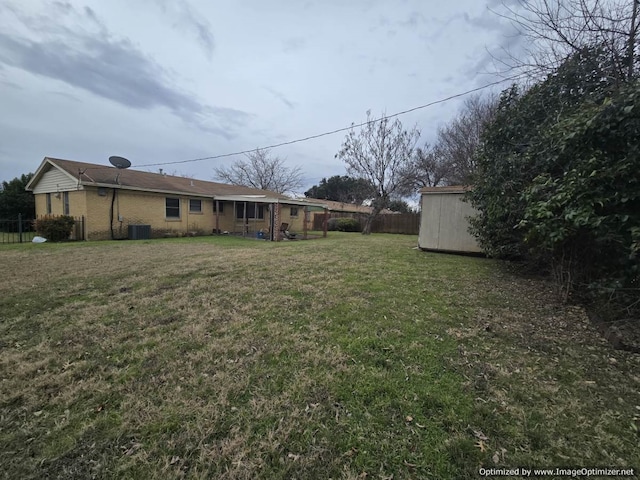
32,236,47,243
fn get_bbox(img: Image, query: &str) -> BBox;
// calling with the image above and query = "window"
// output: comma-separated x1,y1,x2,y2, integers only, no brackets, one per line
46,193,52,214
63,192,70,215
189,199,202,213
213,201,224,214
235,202,264,219
290,207,299,217
166,197,180,218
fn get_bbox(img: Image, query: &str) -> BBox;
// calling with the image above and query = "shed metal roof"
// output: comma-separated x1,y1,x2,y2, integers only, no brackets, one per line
419,185,471,194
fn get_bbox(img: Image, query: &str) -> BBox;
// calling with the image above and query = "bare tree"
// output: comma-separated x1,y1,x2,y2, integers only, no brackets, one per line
213,148,304,194
336,111,420,234
434,94,497,185
404,144,450,188
491,0,640,81
405,94,497,189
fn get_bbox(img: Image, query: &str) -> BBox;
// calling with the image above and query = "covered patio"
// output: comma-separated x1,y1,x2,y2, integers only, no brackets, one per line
212,195,329,241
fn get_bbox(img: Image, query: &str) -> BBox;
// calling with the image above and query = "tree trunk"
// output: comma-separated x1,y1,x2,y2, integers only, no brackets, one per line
628,0,639,80
362,207,381,235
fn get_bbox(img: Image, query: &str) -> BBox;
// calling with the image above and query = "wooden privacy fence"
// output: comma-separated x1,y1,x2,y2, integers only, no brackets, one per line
370,213,420,234
313,212,420,235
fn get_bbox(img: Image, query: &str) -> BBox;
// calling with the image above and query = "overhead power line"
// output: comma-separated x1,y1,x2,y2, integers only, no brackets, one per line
137,74,523,168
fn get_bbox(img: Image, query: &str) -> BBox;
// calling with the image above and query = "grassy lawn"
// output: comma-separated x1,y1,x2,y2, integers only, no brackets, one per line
0,230,35,244
1,234,638,479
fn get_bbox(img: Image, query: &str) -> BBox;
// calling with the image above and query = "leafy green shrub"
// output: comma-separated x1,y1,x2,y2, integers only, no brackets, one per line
327,217,362,232
336,217,362,232
469,48,639,316
34,215,75,242
518,82,640,307
469,48,618,259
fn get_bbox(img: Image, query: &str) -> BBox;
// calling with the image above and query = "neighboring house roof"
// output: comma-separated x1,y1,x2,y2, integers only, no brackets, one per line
26,158,322,207
303,197,398,214
303,197,374,214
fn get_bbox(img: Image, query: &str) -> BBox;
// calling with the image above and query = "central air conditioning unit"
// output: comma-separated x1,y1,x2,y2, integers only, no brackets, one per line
128,224,151,240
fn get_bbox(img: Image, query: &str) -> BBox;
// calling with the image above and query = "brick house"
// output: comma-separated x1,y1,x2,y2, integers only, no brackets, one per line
26,157,327,241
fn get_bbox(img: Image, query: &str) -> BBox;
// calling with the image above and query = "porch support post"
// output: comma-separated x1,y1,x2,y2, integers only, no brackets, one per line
243,202,247,237
303,206,308,240
274,202,281,242
215,199,220,234
269,203,275,241
233,201,236,235
323,207,328,237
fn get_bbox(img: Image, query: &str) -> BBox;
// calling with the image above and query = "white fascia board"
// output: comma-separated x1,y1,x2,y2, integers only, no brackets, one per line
212,195,327,209
276,199,328,208
82,183,217,198
212,194,278,203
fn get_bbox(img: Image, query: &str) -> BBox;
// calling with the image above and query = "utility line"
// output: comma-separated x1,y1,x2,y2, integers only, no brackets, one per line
136,74,523,168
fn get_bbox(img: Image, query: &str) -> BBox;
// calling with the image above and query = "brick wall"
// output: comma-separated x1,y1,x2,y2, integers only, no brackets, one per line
34,190,86,217
37,187,311,240
84,188,227,240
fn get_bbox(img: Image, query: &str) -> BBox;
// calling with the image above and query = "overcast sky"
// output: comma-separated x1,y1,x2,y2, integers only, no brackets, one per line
0,0,523,193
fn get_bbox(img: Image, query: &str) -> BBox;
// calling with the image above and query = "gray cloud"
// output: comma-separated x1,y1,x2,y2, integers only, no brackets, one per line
83,6,102,27
152,0,214,59
419,15,460,43
486,0,522,7
210,106,254,128
459,9,527,82
0,79,21,90
400,11,426,28
282,37,306,53
0,5,249,139
263,86,296,109
2,1,105,38
52,1,73,14
462,11,509,31
0,33,187,109
46,90,82,102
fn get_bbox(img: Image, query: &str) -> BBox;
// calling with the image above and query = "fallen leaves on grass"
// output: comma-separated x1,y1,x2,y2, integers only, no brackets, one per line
474,440,488,452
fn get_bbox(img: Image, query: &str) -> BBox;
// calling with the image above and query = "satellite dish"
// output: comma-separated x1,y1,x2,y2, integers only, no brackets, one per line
109,156,131,169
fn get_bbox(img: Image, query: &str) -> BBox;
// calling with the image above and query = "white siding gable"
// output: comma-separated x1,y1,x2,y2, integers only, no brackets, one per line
32,167,79,194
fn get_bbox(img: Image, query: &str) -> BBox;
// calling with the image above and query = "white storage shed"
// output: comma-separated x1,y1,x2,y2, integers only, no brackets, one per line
418,186,482,254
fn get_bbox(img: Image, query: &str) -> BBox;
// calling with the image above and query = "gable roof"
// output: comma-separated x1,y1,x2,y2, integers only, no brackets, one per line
26,157,293,200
